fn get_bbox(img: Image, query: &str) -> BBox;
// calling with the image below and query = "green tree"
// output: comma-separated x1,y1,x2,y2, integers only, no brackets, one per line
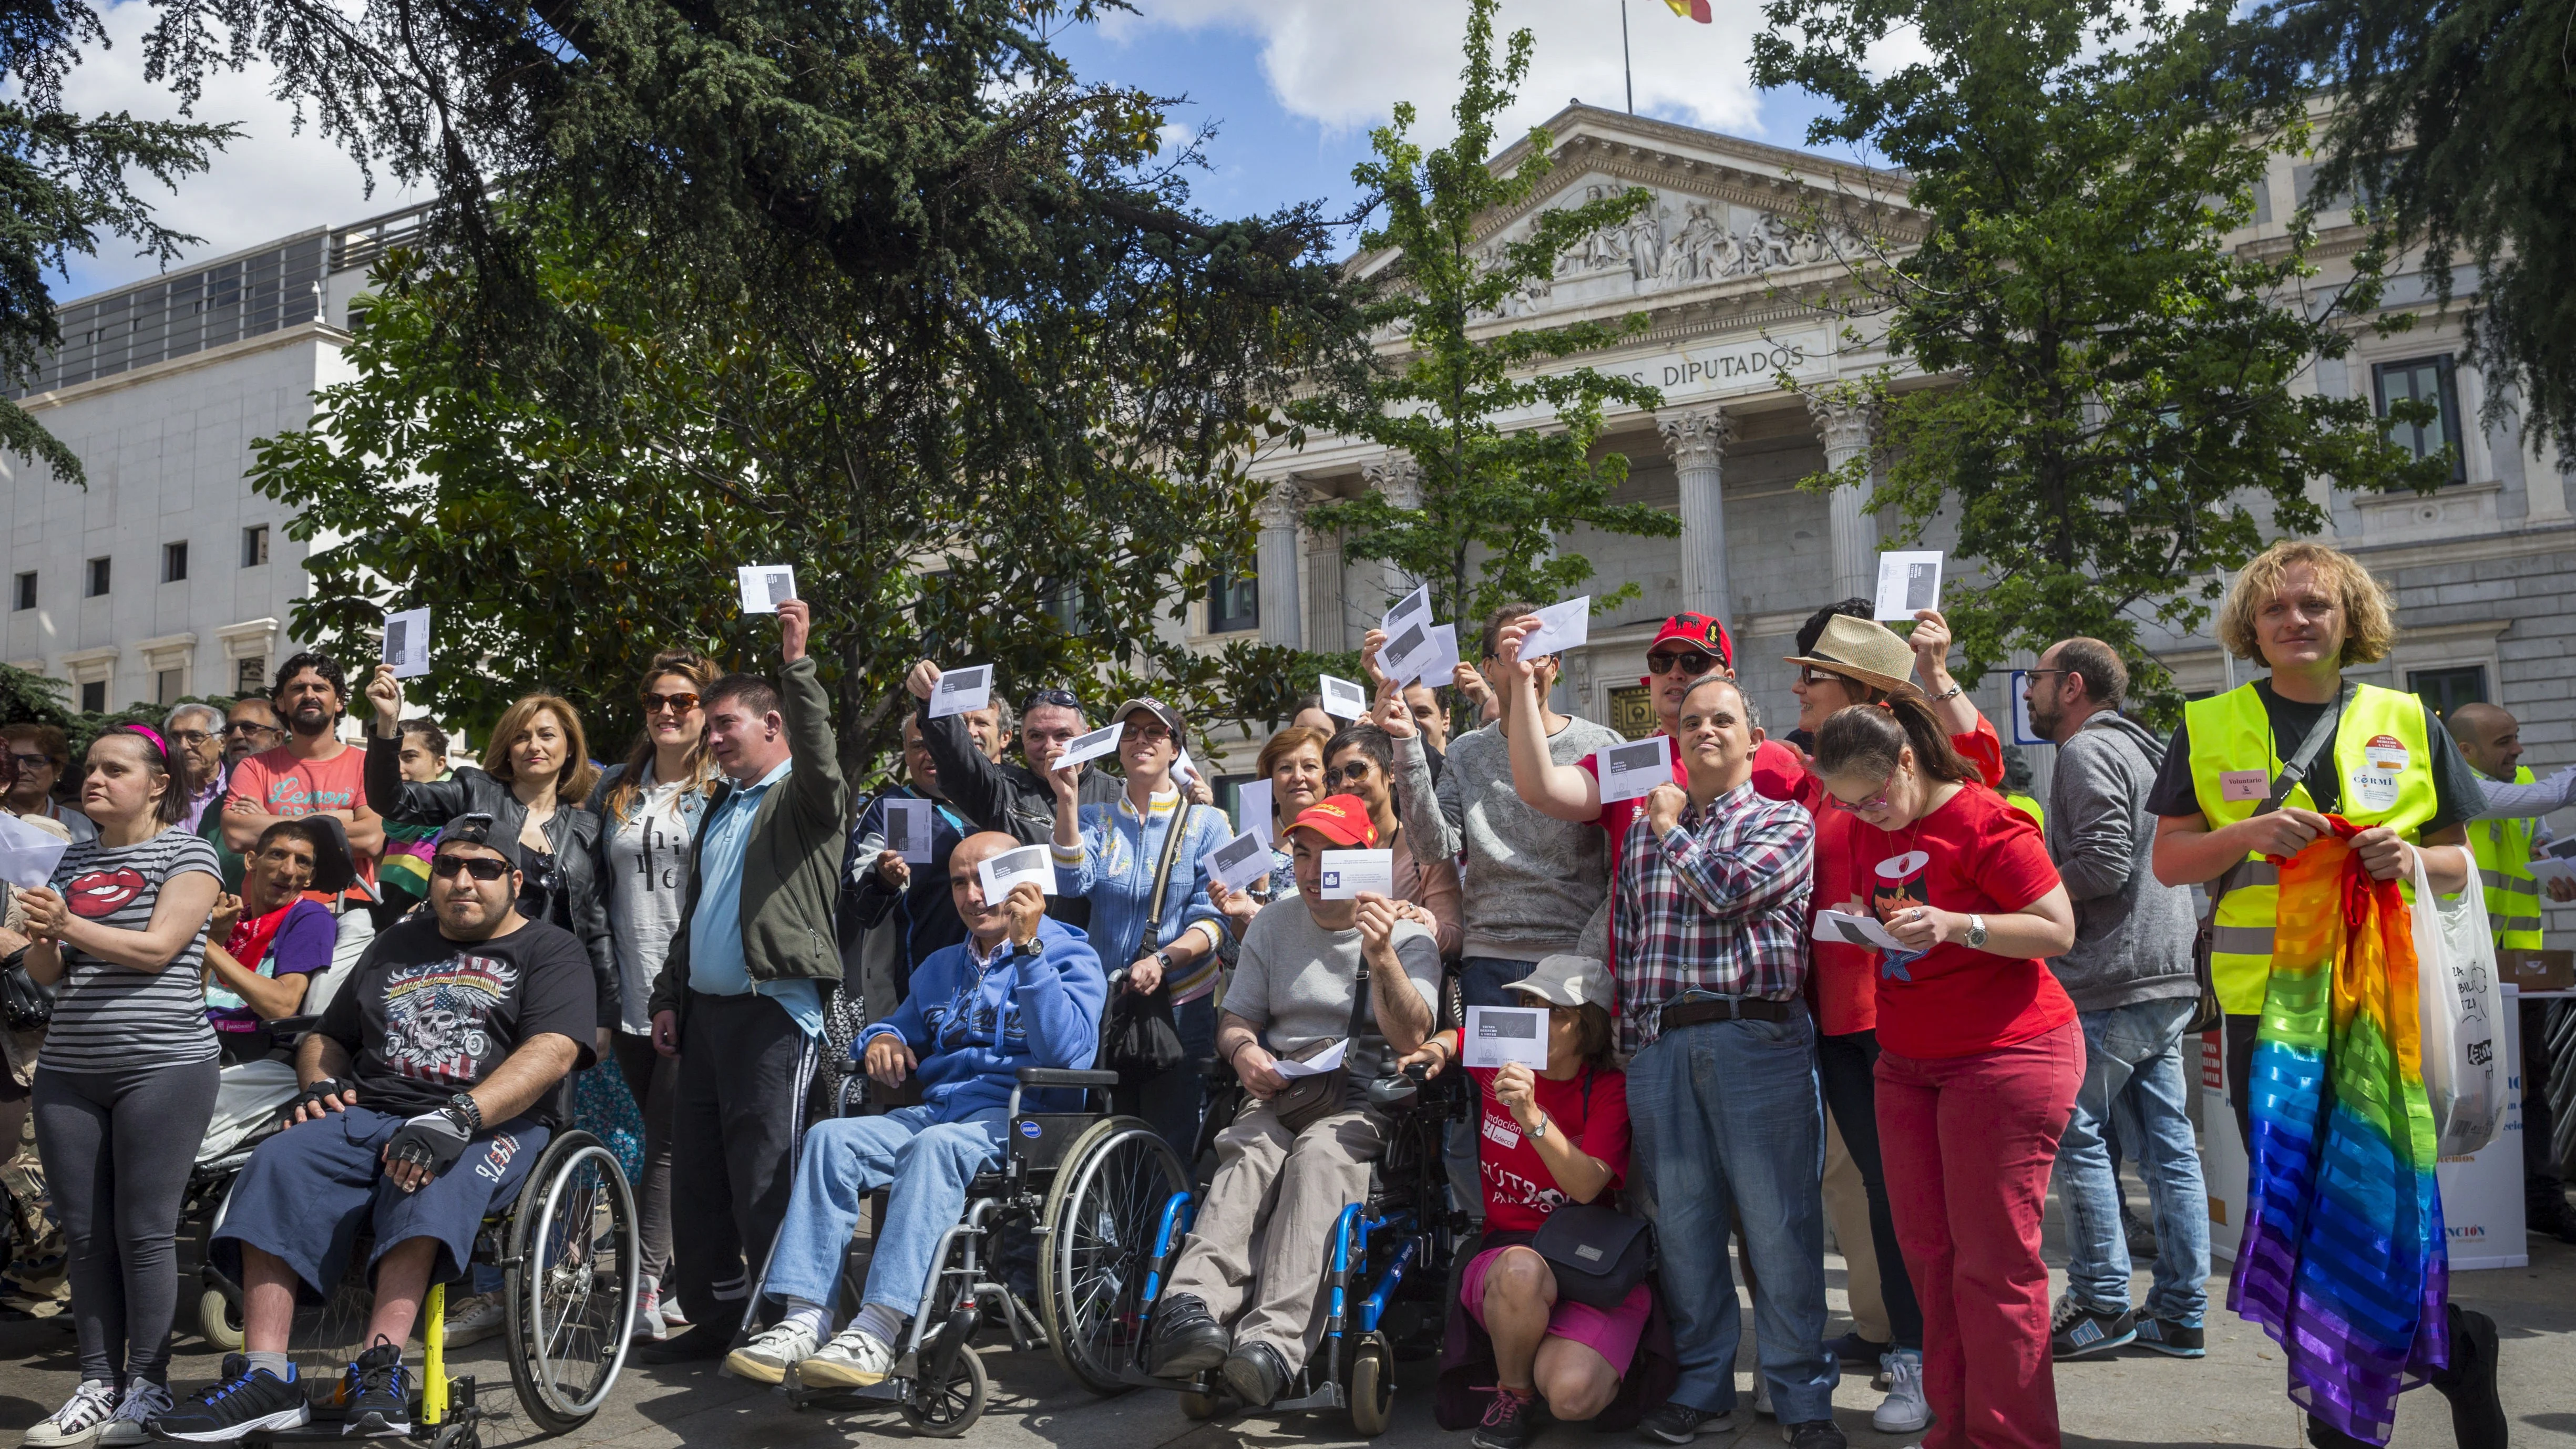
1752,0,2448,717
1287,0,1678,633
2233,0,2576,454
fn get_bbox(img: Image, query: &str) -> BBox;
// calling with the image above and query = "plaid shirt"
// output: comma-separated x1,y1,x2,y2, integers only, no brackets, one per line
1611,780,1815,1053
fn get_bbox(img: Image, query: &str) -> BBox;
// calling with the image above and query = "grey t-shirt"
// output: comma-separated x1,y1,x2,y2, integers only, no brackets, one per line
604,774,696,1035
1394,715,1624,960
39,827,222,1073
1228,896,1441,1084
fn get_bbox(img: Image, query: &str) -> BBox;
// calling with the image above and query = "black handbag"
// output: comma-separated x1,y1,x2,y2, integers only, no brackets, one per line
2,949,51,1032
1104,803,1194,1085
2186,683,2351,1035
1526,1071,1656,1308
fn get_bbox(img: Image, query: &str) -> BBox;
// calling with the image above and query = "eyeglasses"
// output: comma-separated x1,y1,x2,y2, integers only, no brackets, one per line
641,691,702,714
222,722,283,739
1825,770,1898,814
6,753,53,770
1647,650,1720,676
1328,760,1377,783
2021,669,2069,682
432,855,512,882
1797,665,1860,688
1125,723,1174,744
1023,688,1082,713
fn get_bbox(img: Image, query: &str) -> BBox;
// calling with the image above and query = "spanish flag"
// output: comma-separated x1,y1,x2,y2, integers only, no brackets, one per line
1665,0,1712,19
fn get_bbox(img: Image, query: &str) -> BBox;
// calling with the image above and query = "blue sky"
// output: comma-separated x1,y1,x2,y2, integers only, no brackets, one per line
53,0,1871,300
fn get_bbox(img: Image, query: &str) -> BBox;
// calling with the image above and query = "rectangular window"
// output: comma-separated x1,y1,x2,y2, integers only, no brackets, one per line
162,541,188,583
236,656,266,696
2409,665,2488,721
2373,355,2465,484
85,557,110,597
80,680,106,713
11,572,30,611
241,525,269,567
156,669,183,706
1207,562,1259,634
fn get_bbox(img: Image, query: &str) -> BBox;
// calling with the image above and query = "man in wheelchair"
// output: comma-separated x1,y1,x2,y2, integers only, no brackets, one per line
155,815,599,1443
721,830,1105,1390
1144,796,1440,1409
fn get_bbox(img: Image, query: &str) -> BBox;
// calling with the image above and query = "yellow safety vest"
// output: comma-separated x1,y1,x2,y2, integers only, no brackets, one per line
2005,793,2045,833
2185,681,2439,1013
2469,765,2541,950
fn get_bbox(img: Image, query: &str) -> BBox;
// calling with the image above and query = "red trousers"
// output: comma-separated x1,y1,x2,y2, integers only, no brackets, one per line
1877,1019,2082,1449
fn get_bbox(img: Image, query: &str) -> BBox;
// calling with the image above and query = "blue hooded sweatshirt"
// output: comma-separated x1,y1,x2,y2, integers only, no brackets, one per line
859,915,1106,1121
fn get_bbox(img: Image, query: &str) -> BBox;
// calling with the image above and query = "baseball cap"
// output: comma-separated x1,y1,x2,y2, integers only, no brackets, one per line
1287,794,1378,849
434,811,504,853
1648,612,1734,670
1502,954,1613,1012
1113,697,1184,737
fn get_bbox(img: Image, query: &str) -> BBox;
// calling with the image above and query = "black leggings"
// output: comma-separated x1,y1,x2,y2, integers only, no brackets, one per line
611,1031,678,1283
34,1059,221,1385
1814,1027,1924,1348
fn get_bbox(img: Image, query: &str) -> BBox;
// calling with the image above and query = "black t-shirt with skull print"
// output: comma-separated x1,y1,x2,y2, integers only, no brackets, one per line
319,913,601,1127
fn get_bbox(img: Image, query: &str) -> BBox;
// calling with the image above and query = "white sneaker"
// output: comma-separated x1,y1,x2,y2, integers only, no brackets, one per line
1873,1349,1931,1434
443,1292,508,1349
723,1321,822,1384
26,1381,120,1447
97,1378,174,1447
797,1328,896,1389
632,1283,669,1343
656,1283,690,1329
1752,1373,1773,1417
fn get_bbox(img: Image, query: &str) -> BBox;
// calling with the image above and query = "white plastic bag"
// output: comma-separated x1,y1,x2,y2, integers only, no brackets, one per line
2413,846,2505,1156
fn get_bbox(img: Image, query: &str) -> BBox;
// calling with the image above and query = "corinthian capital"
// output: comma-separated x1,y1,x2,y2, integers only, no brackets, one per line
1363,454,1424,511
1656,408,1733,471
1806,389,1881,459
1251,478,1309,531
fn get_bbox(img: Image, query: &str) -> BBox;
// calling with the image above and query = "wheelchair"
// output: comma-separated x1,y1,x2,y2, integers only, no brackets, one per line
196,1123,640,1448
779,1066,1188,1437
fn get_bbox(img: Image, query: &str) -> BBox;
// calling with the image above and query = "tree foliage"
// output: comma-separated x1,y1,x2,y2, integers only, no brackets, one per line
1752,0,2448,720
2233,0,2576,454
1287,0,1678,632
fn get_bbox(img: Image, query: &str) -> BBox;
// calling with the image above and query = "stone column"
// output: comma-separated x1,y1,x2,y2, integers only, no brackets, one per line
1658,409,1735,626
1809,391,1882,603
1251,479,1306,649
1363,453,1426,605
1304,480,1347,652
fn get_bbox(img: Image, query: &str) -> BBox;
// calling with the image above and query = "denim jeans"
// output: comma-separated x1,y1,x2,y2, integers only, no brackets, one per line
761,1106,1007,1319
2055,998,2209,1322
1626,1004,1836,1422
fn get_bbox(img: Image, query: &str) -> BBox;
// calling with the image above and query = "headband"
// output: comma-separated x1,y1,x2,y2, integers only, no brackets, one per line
111,724,171,762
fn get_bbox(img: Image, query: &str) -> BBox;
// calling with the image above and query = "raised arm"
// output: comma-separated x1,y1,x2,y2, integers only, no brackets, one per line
2476,763,2576,820
775,603,848,830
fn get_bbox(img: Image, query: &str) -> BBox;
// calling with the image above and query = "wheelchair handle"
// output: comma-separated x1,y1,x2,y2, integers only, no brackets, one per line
1015,1067,1121,1088
264,1014,324,1037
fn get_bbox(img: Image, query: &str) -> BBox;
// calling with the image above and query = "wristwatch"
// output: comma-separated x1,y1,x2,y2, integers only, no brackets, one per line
1931,682,1963,703
446,1092,484,1133
1964,914,1989,950
1151,950,1175,974
1527,1113,1549,1141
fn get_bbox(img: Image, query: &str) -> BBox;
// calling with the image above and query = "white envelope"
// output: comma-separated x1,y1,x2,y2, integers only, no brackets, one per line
1464,1005,1551,1070
1381,617,1460,690
1812,909,1907,952
1319,848,1394,900
382,608,432,680
1597,735,1672,804
0,812,70,891
882,798,935,865
737,564,797,614
1875,551,1943,621
1382,583,1431,636
1174,749,1199,788
1052,721,1124,772
2531,856,2576,887
927,664,992,720
1319,674,1371,720
1203,830,1272,893
1272,1039,1349,1078
1237,779,1275,847
977,844,1056,898
1517,597,1591,660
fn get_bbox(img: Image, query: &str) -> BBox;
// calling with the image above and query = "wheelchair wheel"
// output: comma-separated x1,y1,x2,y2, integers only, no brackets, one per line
898,1343,988,1438
1347,1333,1394,1437
1178,1389,1224,1420
198,1286,245,1352
1037,1116,1185,1396
501,1131,638,1436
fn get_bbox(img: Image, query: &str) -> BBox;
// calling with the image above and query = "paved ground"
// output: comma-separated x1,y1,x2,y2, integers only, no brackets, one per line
2,1227,2570,1448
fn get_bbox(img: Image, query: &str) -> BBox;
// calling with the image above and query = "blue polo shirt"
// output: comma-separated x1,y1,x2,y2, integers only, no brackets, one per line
686,757,822,1036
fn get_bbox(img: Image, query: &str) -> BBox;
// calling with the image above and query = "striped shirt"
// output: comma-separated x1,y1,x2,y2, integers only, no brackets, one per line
39,828,223,1073
1610,781,1815,1055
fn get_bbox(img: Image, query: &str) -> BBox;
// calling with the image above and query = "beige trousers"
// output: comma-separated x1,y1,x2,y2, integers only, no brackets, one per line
1163,1099,1384,1373
1824,1113,1889,1343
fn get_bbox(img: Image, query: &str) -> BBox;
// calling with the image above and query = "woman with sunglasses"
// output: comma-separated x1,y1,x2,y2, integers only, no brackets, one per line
15,726,223,1446
1810,694,2077,1449
1323,723,1461,957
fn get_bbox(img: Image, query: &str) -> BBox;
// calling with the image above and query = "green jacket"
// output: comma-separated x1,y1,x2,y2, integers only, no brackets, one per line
649,656,850,1020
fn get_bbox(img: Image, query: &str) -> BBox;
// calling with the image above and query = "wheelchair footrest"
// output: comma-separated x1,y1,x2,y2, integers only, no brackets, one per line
1267,1382,1349,1414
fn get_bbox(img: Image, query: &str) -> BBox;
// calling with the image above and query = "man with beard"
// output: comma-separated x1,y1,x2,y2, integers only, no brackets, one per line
223,654,386,918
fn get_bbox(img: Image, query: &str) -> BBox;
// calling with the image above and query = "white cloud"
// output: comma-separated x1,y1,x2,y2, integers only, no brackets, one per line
1105,0,1774,145
49,0,425,301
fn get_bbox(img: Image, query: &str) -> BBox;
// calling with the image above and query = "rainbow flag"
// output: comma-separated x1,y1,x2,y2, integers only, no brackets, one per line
2226,819,2448,1445
1665,0,1713,20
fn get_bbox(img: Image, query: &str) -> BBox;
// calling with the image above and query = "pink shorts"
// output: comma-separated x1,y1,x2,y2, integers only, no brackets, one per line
1460,1244,1651,1375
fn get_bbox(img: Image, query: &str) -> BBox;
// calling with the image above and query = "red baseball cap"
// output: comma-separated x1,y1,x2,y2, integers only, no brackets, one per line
1288,795,1378,849
1647,612,1733,671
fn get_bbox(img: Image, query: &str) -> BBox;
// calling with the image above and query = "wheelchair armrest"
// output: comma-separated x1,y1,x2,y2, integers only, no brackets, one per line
1015,1067,1120,1088
264,1014,324,1037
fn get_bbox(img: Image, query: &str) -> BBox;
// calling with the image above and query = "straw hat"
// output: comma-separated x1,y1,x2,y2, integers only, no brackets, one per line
1782,615,1919,696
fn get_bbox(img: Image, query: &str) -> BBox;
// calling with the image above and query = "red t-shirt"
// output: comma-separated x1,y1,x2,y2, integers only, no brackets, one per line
1466,1060,1631,1233
1829,784,2071,1060
225,744,377,903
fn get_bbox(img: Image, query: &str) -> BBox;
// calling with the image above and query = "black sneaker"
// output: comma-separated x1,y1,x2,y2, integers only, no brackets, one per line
1146,1293,1229,1380
1217,1340,1287,1410
2528,1193,2576,1246
340,1344,407,1438
1637,1402,1731,1443
1781,1422,1848,1449
2131,1316,2205,1358
2430,1304,2507,1449
2048,1298,2136,1360
1472,1387,1544,1449
149,1357,310,1443
1820,1331,1891,1368
635,1324,737,1364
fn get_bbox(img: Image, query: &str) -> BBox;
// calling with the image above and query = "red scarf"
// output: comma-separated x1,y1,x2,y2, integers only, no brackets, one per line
224,898,296,974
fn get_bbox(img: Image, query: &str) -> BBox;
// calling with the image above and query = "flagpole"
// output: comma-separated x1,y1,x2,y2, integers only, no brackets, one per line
1622,0,1635,114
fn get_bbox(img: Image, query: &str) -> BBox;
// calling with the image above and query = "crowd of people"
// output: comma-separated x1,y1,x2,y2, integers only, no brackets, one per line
1,539,2570,1448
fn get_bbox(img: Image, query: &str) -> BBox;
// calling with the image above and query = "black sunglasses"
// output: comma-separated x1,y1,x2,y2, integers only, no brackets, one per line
1023,688,1082,714
1646,651,1720,676
432,855,512,882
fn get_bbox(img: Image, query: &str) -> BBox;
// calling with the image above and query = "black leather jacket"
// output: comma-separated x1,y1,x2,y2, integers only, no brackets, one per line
363,733,618,1028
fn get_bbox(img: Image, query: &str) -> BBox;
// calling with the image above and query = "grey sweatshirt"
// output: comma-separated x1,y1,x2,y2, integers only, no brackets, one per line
2046,710,2198,1012
1393,715,1624,961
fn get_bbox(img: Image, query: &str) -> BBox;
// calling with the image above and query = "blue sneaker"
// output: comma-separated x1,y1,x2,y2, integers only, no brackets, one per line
150,1356,310,1443
341,1343,408,1437
2048,1298,2136,1360
2132,1316,2206,1358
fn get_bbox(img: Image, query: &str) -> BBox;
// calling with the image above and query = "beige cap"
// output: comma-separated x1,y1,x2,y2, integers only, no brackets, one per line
1502,954,1614,1012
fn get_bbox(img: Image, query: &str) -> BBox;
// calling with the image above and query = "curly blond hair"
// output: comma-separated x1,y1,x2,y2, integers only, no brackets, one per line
2215,541,2396,666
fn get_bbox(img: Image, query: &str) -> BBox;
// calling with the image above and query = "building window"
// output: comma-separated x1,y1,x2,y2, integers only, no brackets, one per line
2409,665,2487,721
162,541,188,583
156,669,184,706
1207,562,1258,634
235,656,266,696
2373,355,2465,484
11,572,30,611
85,557,110,597
80,681,106,713
242,525,269,567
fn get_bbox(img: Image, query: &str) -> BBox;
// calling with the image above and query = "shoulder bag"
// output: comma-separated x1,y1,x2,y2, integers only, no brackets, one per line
1,948,48,1033
2187,683,2351,1034
1526,1071,1656,1308
1104,803,1194,1085
1267,948,1375,1135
